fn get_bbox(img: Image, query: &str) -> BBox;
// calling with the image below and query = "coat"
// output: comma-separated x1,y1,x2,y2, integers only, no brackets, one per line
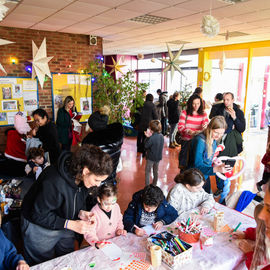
0,229,24,270
22,151,89,230
123,190,178,233
156,93,168,119
144,132,164,162
84,203,124,245
56,107,72,145
167,99,180,125
138,101,158,132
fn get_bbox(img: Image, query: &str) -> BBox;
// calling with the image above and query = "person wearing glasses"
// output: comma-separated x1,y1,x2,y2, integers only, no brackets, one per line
83,183,127,249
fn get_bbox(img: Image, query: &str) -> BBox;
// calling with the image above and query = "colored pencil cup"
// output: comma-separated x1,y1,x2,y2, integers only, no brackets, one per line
150,245,162,267
178,230,201,243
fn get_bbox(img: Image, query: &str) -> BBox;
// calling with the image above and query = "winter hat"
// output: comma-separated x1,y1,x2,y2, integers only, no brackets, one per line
14,112,31,134
88,111,108,132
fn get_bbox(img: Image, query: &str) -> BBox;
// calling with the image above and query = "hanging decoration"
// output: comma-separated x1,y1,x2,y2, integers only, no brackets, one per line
137,53,144,60
30,38,53,89
159,43,190,80
151,58,156,63
0,38,14,74
219,51,226,73
107,56,126,75
0,0,9,21
201,15,220,37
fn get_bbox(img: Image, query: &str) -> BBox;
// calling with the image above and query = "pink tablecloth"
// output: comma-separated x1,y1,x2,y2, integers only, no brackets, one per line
31,203,256,270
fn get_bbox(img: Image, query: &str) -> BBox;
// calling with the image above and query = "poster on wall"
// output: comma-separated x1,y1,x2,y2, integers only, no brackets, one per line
0,77,38,126
51,73,92,122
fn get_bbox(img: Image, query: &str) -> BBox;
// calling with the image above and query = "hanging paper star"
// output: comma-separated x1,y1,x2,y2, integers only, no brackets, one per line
0,38,14,74
159,44,190,80
219,51,226,73
107,56,126,75
29,38,53,88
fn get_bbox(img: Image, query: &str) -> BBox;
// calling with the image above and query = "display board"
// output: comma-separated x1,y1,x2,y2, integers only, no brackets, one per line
51,73,92,122
0,77,38,126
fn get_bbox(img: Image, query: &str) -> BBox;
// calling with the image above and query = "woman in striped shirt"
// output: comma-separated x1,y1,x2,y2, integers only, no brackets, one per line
178,94,208,170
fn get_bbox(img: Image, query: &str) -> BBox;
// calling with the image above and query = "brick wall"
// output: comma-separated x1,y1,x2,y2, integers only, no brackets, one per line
0,26,102,151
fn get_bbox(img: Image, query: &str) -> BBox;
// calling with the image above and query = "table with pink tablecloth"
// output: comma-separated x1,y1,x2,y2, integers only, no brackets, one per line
31,203,256,270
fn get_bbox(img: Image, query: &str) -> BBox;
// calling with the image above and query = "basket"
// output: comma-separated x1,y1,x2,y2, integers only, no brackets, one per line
147,231,192,268
178,230,201,243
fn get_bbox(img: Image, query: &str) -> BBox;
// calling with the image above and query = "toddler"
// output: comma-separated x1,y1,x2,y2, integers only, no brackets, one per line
123,184,178,237
144,120,164,186
84,183,126,248
257,142,270,192
167,168,215,217
25,147,49,179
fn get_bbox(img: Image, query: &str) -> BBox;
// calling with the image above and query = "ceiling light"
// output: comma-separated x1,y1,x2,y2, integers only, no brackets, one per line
217,0,249,3
130,14,171,25
168,40,191,45
219,31,249,38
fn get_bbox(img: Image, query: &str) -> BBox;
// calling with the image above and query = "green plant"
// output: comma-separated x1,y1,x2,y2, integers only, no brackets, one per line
179,83,193,109
86,60,148,124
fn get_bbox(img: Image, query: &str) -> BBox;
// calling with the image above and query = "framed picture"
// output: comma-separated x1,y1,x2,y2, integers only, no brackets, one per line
2,100,17,111
2,87,12,99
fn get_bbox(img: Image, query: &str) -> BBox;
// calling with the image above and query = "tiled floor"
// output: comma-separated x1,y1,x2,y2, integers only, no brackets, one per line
117,129,268,213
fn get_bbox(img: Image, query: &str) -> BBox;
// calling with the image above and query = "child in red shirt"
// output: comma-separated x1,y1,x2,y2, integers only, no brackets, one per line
257,142,270,192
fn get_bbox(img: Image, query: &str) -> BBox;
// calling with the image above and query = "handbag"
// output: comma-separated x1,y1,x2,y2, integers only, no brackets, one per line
178,139,191,170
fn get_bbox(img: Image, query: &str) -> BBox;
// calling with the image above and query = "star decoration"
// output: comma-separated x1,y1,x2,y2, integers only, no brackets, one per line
159,44,190,80
0,38,14,74
107,56,126,75
30,38,53,88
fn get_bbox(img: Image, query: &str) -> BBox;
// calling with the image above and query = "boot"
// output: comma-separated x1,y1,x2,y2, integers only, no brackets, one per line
169,142,176,148
174,141,180,147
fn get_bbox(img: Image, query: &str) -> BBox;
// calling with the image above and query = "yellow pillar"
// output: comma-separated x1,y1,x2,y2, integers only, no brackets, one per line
243,48,253,114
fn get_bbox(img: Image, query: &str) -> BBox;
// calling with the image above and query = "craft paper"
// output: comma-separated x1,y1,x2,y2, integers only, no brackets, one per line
80,97,91,115
23,80,37,91
12,84,22,98
67,75,78,85
100,242,122,261
2,100,17,111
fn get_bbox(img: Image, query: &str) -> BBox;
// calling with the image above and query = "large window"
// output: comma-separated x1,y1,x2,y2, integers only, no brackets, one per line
138,72,162,97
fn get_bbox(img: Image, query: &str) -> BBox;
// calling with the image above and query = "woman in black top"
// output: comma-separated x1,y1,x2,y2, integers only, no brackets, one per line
32,108,60,166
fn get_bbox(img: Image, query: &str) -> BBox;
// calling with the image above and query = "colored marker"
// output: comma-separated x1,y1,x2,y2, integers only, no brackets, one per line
233,222,242,232
175,237,186,251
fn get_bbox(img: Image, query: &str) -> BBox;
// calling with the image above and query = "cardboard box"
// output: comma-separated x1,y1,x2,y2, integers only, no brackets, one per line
147,231,192,268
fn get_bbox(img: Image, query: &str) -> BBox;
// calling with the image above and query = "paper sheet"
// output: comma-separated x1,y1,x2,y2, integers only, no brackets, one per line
101,242,122,261
23,79,36,91
141,225,161,236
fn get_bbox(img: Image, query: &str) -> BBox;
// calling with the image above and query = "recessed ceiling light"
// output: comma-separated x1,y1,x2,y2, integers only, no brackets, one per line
217,0,250,4
130,14,171,25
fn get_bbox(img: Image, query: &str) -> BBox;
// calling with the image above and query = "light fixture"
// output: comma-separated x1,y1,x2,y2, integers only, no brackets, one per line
10,57,18,64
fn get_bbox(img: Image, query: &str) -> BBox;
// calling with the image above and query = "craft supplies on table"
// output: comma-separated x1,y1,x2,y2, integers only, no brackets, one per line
177,217,202,243
147,231,192,268
213,211,224,232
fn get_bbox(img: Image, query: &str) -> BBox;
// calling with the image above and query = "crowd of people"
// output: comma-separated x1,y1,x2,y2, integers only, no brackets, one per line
0,89,269,270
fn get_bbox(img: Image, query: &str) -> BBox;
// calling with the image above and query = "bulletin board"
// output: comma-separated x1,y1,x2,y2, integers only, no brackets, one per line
0,77,38,126
51,73,92,122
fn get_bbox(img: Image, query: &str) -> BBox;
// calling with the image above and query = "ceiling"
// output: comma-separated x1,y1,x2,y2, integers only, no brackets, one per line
1,0,270,55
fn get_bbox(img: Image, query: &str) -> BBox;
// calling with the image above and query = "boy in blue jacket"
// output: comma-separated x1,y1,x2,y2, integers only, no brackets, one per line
0,229,29,270
123,185,178,236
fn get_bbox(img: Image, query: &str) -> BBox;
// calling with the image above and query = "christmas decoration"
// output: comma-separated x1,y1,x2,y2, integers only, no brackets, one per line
201,15,220,37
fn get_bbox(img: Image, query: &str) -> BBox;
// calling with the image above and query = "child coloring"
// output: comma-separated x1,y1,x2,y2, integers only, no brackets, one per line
257,142,270,192
167,168,215,217
123,184,178,237
25,147,49,179
144,120,164,186
84,183,126,248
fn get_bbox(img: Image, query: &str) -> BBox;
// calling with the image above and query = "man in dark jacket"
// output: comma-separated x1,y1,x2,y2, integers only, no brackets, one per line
156,89,168,135
21,145,112,265
209,92,246,201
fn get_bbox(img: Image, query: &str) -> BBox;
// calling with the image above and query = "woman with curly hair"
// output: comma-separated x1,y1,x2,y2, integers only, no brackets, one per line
21,144,113,266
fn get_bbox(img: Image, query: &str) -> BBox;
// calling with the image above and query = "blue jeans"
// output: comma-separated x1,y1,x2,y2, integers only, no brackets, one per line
21,218,75,266
216,177,231,203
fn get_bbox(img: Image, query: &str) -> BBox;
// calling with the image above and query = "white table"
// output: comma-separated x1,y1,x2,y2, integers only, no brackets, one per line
31,203,256,270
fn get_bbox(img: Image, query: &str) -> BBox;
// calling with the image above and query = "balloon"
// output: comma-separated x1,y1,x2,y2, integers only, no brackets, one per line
215,156,245,181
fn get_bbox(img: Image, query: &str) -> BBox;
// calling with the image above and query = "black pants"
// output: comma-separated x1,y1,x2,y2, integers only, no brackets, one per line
0,157,26,176
137,131,146,153
161,117,167,135
257,171,270,186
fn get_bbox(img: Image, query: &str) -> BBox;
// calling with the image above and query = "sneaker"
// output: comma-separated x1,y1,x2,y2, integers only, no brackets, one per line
256,183,262,192
213,189,223,198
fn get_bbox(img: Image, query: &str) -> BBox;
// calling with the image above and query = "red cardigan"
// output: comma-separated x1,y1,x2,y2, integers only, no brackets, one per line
244,227,270,270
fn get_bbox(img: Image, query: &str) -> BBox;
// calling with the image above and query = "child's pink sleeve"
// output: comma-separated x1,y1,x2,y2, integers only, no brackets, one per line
116,204,124,231
84,227,99,246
